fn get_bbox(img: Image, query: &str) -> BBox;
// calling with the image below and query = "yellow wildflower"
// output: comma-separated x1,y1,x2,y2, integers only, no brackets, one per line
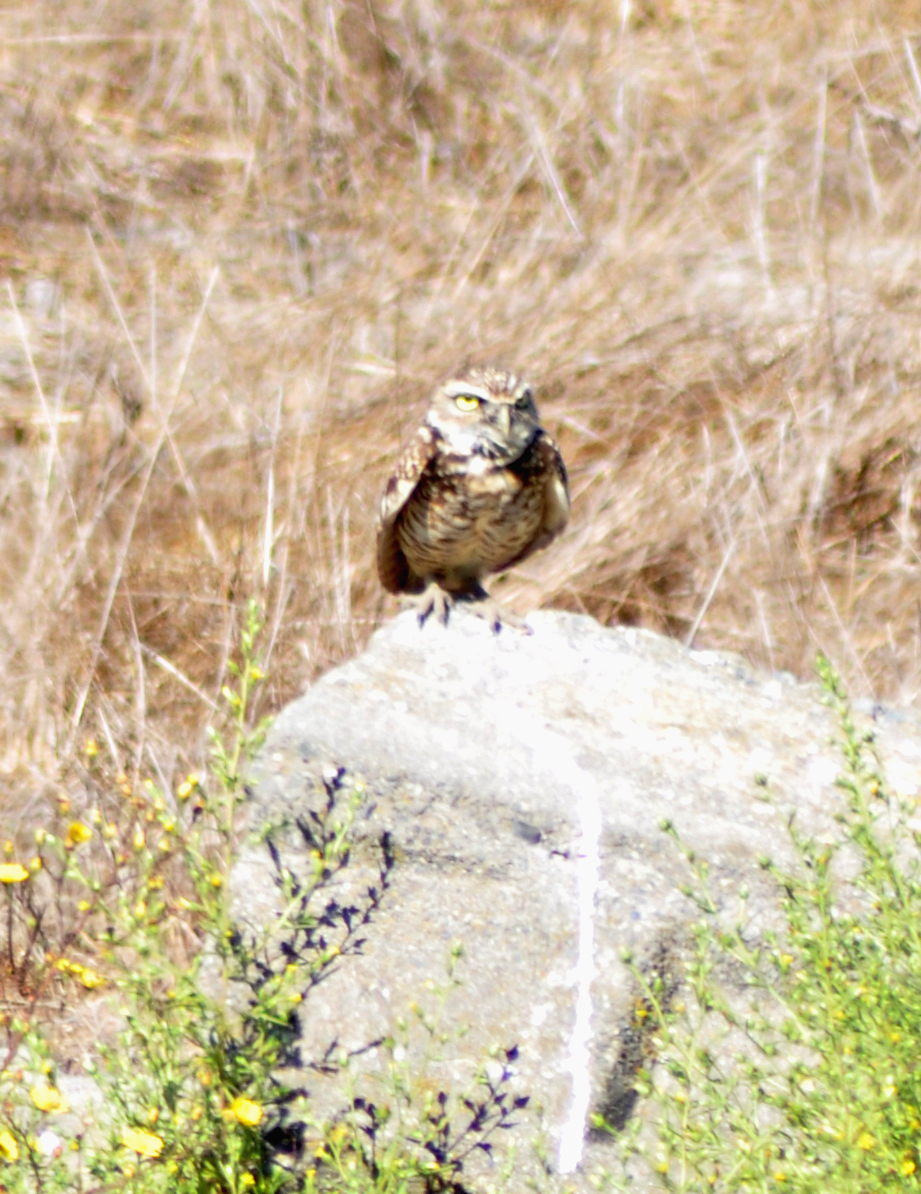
84,738,99,758
2,840,12,856
78,968,105,990
134,900,147,920
133,828,146,850
0,863,29,883
177,774,199,800
227,1097,263,1127
30,1083,67,1113
28,856,41,873
120,1126,164,1157
65,822,92,848
0,1128,19,1161
902,1158,917,1176
857,1132,875,1151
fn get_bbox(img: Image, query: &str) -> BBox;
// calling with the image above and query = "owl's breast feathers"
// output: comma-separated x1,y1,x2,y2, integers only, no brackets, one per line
376,425,569,594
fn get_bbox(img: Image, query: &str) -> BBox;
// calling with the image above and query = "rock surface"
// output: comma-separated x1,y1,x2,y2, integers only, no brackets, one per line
233,609,921,1188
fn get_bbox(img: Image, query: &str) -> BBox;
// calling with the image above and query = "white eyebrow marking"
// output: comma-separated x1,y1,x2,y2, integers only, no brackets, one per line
444,382,492,402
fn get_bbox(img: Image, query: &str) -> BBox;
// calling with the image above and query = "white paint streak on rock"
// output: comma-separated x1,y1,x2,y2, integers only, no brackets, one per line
493,702,602,1174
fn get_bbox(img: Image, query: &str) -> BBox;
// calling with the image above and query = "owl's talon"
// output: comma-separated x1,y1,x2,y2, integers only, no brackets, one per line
401,582,452,627
462,595,532,635
400,584,530,635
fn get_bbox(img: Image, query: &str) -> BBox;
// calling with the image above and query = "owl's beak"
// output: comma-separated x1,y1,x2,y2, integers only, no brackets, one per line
494,405,511,437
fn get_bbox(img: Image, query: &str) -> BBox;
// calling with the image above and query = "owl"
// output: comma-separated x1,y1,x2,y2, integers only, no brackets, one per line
376,365,570,631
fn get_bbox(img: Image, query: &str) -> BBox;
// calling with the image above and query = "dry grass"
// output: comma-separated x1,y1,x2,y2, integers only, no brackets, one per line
3,0,921,821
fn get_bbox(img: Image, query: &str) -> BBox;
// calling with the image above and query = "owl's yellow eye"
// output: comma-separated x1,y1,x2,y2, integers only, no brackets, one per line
454,395,480,411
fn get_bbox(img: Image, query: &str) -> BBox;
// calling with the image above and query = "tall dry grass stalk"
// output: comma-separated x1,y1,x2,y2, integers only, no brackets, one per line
1,0,921,821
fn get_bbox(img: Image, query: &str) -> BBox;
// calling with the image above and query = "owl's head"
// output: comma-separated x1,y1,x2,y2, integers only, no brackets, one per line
426,365,540,463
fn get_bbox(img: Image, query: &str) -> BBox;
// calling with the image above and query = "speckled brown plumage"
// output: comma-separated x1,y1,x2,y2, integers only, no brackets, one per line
376,365,569,630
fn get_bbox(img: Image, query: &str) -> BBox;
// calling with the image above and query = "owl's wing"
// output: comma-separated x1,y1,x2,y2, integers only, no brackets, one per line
536,431,570,538
376,424,439,594
500,431,570,570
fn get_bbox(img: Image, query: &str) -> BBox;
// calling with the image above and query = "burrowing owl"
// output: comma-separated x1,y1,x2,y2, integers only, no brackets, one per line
376,365,569,631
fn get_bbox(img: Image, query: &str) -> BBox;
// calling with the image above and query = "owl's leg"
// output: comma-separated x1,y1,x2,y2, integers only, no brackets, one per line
402,581,532,634
451,585,533,635
400,580,454,626
462,594,533,635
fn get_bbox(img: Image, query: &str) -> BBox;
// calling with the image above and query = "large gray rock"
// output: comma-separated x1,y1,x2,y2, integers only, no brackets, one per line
233,609,921,1188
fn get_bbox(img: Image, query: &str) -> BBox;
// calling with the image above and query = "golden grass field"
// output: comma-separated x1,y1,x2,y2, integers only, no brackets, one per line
3,0,921,819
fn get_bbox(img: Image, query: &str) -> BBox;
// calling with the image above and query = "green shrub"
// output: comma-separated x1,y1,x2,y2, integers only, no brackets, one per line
602,656,921,1192
0,600,523,1194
